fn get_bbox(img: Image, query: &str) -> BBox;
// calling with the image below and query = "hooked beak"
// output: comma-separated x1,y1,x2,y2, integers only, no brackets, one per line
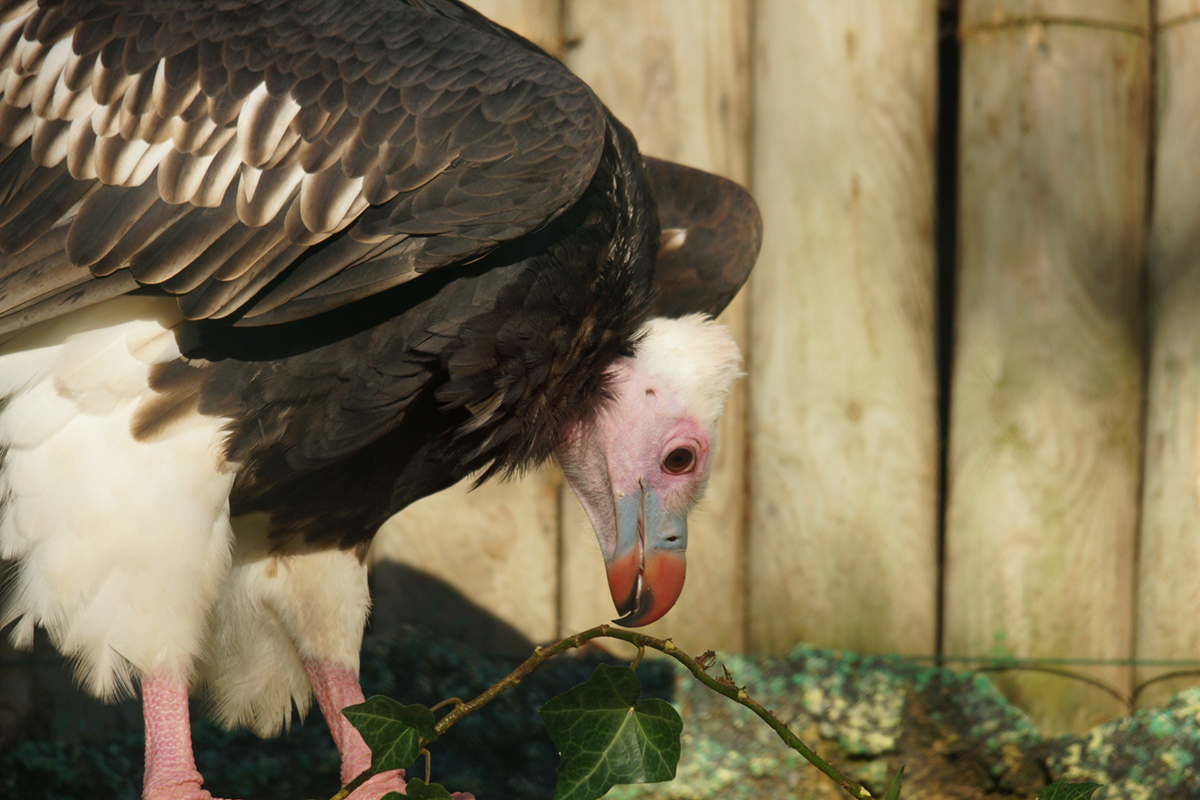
604,479,688,627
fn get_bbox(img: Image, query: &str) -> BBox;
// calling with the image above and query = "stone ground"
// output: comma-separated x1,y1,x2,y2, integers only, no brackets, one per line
2,630,1197,799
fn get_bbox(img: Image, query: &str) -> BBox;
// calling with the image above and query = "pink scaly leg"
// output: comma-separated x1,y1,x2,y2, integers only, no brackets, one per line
141,671,230,800
303,658,407,799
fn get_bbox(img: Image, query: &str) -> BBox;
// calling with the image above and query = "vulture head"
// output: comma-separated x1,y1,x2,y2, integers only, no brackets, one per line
557,314,742,626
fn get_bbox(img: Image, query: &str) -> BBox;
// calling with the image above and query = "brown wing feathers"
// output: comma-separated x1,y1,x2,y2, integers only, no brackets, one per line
0,0,606,332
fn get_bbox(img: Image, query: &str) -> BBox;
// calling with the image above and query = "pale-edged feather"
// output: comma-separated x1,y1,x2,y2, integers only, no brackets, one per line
62,47,99,93
28,35,70,116
0,138,37,209
237,161,304,228
119,104,172,145
291,102,330,141
260,126,300,170
360,162,399,207
239,244,423,325
171,112,218,155
0,14,26,69
87,195,190,277
212,212,293,283
0,211,66,267
119,25,161,76
0,100,32,147
124,138,172,186
65,112,96,179
189,135,241,207
207,242,307,320
237,231,407,319
357,106,407,149
151,49,199,118
338,129,377,179
117,63,158,130
91,45,130,106
182,238,297,320
65,181,159,268
158,210,263,293
67,10,114,61
39,69,99,123
26,2,70,46
298,112,354,172
156,146,214,205
89,96,119,137
237,84,301,169
12,31,46,76
92,134,151,185
281,189,330,247
0,168,92,254
0,156,77,236
30,116,70,166
3,70,33,108
207,86,245,127
299,165,363,233
129,201,242,289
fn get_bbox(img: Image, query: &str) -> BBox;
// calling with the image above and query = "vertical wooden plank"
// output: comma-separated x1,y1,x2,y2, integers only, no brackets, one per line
469,0,563,54
557,0,752,655
748,1,940,656
368,0,564,651
1138,0,1200,708
946,3,1149,733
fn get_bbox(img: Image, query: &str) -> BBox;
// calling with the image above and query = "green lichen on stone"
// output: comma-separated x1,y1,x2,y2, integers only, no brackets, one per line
605,648,1199,800
1045,688,1200,800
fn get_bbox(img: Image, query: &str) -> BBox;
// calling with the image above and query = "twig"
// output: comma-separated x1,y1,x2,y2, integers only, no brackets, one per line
329,768,371,800
432,624,876,800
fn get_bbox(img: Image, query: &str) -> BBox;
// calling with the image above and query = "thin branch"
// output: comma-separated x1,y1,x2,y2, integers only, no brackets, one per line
432,624,876,800
330,768,372,800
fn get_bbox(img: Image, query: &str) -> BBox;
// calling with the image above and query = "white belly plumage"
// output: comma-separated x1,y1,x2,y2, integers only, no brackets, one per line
0,296,372,737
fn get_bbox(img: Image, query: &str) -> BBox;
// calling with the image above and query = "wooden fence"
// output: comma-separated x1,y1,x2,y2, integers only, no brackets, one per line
366,0,1200,737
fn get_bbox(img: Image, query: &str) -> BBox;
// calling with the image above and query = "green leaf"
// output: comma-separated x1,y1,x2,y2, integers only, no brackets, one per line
403,779,456,799
883,766,904,800
341,695,438,774
539,663,683,800
1038,779,1103,800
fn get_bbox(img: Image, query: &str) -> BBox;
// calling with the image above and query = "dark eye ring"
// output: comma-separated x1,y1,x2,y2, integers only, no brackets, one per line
662,447,695,475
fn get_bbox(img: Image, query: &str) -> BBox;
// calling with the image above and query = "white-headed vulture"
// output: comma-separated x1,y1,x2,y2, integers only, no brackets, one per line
0,0,762,797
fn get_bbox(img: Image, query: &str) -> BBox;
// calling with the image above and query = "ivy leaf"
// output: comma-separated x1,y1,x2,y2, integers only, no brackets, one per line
883,766,904,800
400,779,455,799
1038,779,1103,800
539,663,682,800
342,696,438,774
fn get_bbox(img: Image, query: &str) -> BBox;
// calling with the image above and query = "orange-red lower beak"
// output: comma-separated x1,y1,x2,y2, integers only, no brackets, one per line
608,548,686,627
605,481,688,627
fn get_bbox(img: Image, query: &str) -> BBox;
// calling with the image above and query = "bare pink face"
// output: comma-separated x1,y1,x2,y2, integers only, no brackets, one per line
555,315,741,627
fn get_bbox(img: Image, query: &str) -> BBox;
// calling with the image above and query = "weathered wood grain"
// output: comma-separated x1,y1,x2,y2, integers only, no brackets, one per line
945,2,1149,734
368,0,565,648
747,0,940,657
1137,7,1200,708
558,0,752,655
963,0,1149,28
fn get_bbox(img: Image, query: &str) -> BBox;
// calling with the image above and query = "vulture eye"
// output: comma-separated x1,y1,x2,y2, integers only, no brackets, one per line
662,447,696,475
